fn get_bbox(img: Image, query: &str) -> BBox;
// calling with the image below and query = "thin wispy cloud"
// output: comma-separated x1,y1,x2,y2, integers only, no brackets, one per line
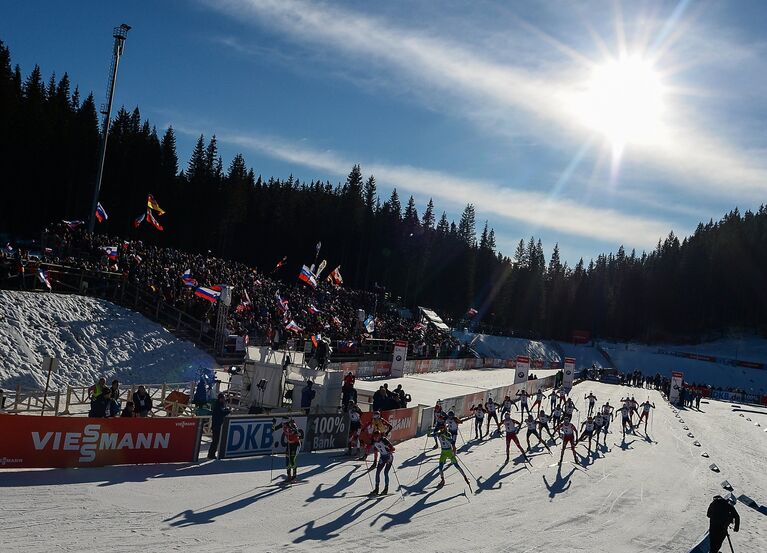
174,123,672,249
205,0,767,200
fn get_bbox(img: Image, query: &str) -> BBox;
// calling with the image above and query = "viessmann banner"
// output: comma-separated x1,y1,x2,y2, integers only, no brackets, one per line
0,414,202,469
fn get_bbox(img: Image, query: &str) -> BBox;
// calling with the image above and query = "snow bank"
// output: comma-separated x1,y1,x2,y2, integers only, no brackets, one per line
0,290,215,390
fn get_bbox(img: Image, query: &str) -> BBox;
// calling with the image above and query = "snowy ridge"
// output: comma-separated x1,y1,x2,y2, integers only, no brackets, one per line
0,290,215,390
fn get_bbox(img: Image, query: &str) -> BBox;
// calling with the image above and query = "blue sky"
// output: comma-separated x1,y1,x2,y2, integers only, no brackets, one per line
3,0,767,264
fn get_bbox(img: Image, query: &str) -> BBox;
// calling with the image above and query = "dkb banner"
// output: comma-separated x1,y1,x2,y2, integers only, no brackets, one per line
304,414,349,452
219,414,308,459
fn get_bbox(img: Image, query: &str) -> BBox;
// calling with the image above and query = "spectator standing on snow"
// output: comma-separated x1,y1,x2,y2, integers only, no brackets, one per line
121,401,135,417
301,381,316,415
707,495,739,553
208,393,230,459
341,372,357,411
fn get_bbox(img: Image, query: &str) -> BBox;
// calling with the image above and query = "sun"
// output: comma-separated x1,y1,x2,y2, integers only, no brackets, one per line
574,55,666,147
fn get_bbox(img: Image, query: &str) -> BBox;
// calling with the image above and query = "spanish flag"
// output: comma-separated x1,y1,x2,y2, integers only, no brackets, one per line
147,194,166,215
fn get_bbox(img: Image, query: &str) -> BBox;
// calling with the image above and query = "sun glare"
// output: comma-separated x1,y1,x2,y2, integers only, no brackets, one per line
575,56,666,147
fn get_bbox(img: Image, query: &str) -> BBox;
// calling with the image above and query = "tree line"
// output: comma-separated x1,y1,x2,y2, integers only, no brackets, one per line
1,40,765,342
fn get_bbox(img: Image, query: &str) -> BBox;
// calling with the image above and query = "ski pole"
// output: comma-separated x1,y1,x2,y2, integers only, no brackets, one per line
456,455,477,482
415,431,431,481
726,532,734,553
362,453,374,489
458,426,467,446
391,465,406,501
270,442,275,481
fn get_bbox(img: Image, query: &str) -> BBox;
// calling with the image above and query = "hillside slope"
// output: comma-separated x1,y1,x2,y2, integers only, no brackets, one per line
0,290,215,390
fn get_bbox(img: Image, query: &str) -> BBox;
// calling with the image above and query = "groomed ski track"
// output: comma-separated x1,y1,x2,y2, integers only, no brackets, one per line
2,380,765,552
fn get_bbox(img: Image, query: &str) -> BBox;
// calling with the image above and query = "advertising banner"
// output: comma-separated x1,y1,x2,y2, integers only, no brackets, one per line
514,355,530,385
391,340,408,378
219,414,308,459
360,407,418,444
304,414,349,452
563,357,576,390
0,414,201,469
669,371,684,404
330,361,391,378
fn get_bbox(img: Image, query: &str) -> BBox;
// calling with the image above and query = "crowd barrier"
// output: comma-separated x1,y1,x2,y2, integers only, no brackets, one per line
657,349,766,370
0,414,202,468
328,357,562,378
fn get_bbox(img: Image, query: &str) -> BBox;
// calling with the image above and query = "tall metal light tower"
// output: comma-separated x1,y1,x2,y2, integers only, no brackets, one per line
88,23,131,233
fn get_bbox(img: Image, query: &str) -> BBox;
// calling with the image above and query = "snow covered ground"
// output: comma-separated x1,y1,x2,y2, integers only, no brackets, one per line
3,379,764,553
0,290,215,390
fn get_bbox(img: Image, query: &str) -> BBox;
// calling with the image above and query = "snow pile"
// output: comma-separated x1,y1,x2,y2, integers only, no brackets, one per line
0,290,215,390
2,380,765,552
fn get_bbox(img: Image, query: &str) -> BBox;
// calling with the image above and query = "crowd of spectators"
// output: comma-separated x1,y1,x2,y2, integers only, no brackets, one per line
87,377,153,418
372,383,411,411
2,224,462,359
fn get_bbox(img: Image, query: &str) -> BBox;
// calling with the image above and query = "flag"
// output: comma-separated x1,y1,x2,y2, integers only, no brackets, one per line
316,259,327,278
44,247,53,255
274,292,289,313
413,322,426,332
4,243,13,254
181,269,198,287
62,220,85,229
311,334,322,348
147,194,166,215
103,246,118,261
146,209,164,231
285,320,303,334
194,286,221,303
95,202,108,223
133,212,146,228
328,266,343,286
467,308,478,317
133,254,142,264
37,268,51,290
315,241,322,256
298,265,318,289
273,256,287,272
332,316,343,328
363,315,376,333
308,304,321,315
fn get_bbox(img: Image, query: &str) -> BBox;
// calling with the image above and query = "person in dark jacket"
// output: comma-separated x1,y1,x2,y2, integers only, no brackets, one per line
208,393,231,459
102,389,121,418
707,495,740,552
89,391,109,418
301,381,316,415
372,386,387,412
132,386,153,417
121,401,135,417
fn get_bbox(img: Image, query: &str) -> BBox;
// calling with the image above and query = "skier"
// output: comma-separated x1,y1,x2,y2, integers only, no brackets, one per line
555,415,579,465
500,395,513,419
557,388,568,407
525,414,552,453
470,403,486,440
446,410,460,446
531,388,545,412
593,412,605,448
485,396,501,435
359,411,393,463
271,417,303,481
548,388,558,412
537,409,556,442
706,495,740,553
369,431,395,495
564,398,579,419
346,401,363,456
551,403,564,431
503,413,528,462
601,401,614,434
432,400,446,449
516,389,532,418
584,392,598,416
618,403,634,436
578,416,596,454
637,399,655,432
435,426,471,489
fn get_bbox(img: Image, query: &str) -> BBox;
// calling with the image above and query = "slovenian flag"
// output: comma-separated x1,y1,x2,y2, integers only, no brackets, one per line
181,269,198,287
308,304,321,315
37,268,52,290
285,320,303,334
133,212,146,228
62,220,85,229
95,202,108,223
104,246,118,261
298,265,318,289
194,286,221,303
146,209,164,231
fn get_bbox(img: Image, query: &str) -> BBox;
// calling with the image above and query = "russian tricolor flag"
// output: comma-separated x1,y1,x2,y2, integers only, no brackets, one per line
298,265,318,289
104,246,118,261
181,269,198,287
62,220,85,229
95,202,108,223
309,304,321,315
285,320,303,334
194,286,221,303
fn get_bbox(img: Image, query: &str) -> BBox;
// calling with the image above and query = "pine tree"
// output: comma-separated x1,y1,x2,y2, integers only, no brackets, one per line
160,127,178,179
458,204,477,247
345,164,364,200
436,212,450,235
403,195,419,227
422,198,435,229
364,175,377,211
